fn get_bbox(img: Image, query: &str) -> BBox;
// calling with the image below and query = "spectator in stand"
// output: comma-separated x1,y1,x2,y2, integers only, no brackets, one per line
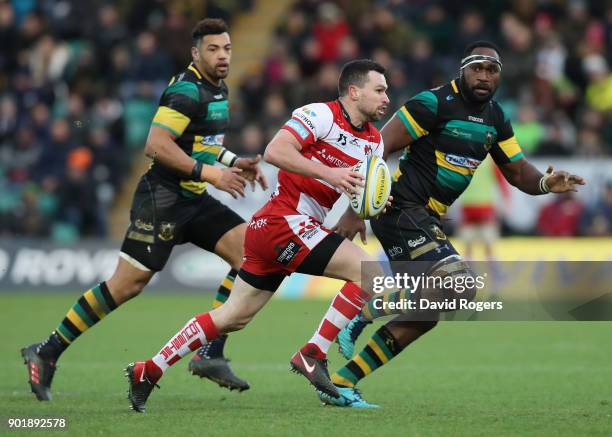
537,192,585,236
580,182,612,236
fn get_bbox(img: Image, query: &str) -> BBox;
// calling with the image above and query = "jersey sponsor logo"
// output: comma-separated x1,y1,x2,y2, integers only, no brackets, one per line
337,133,348,146
213,94,223,99
315,148,351,168
407,235,427,248
134,219,153,232
468,115,484,123
158,222,176,241
449,127,472,139
206,101,228,121
446,94,454,101
302,106,317,117
275,240,302,265
297,218,320,240
445,153,480,170
286,119,309,139
388,245,404,258
248,217,268,230
295,112,315,130
200,134,225,146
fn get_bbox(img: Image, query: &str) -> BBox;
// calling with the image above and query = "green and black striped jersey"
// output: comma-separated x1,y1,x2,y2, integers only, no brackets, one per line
148,63,230,196
392,78,523,216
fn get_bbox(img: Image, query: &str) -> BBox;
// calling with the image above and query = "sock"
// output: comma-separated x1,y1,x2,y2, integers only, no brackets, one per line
331,325,403,388
211,269,237,309
196,334,227,359
40,282,118,360
361,288,410,321
302,282,370,359
146,312,219,382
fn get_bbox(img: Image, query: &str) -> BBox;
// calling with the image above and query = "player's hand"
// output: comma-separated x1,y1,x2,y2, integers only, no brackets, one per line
381,195,393,214
214,167,247,199
324,167,364,195
543,165,586,193
332,209,367,244
235,154,269,192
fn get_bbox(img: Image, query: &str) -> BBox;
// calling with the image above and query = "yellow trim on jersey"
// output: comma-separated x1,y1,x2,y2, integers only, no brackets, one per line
66,309,87,332
152,106,190,137
193,143,223,155
497,136,522,159
399,107,428,137
188,63,203,79
451,80,459,93
180,179,208,195
427,197,449,215
392,167,402,182
369,340,391,364
435,150,475,176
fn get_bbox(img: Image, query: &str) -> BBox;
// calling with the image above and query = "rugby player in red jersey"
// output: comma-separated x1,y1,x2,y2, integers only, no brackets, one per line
124,59,391,412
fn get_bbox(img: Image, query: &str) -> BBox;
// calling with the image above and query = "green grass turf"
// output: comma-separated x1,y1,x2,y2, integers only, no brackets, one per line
1,293,611,436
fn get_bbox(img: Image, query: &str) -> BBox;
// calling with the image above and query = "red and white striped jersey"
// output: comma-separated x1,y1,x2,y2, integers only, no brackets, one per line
255,100,384,223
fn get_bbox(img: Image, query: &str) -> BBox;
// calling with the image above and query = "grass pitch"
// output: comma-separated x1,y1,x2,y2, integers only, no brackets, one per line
1,293,611,436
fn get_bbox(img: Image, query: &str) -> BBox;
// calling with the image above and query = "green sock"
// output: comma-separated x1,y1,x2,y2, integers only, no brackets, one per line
45,282,117,359
331,325,403,387
212,269,237,309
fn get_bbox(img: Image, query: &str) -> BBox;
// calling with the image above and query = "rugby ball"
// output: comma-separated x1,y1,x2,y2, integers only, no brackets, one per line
349,155,392,219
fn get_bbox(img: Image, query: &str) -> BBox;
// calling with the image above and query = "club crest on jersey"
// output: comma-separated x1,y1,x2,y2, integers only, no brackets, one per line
158,222,176,241
430,224,447,241
364,144,372,155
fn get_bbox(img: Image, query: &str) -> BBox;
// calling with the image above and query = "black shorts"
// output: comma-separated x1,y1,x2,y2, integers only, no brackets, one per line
120,176,245,271
371,204,459,263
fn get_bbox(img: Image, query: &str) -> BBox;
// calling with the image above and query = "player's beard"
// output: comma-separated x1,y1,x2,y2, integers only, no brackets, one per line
459,74,497,105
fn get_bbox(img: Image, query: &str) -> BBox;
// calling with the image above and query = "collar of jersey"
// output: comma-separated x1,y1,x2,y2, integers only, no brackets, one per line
188,63,224,90
337,99,365,132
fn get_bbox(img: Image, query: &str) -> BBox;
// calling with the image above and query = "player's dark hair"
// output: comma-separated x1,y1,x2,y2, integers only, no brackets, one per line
338,59,386,96
462,40,501,58
192,18,229,46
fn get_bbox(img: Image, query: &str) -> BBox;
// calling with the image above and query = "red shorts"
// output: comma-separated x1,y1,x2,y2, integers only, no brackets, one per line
242,214,341,278
462,205,496,225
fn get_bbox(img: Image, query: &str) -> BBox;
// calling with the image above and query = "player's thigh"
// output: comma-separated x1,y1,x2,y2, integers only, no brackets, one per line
321,239,380,291
184,193,245,268
213,223,247,270
210,275,274,331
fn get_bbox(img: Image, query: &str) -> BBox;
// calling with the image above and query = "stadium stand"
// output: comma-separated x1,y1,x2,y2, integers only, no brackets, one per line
0,0,610,239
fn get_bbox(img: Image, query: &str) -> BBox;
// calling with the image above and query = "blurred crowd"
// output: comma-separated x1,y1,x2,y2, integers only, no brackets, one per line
0,0,250,240
0,0,610,239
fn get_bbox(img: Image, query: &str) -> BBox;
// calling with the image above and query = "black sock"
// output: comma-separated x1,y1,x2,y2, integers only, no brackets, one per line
37,331,69,361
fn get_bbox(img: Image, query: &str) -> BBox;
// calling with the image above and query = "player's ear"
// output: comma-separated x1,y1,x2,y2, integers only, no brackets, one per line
191,45,199,62
348,84,360,101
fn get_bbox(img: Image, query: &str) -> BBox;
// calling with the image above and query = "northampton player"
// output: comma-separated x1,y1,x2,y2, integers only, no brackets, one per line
21,18,267,401
322,41,585,408
124,59,391,412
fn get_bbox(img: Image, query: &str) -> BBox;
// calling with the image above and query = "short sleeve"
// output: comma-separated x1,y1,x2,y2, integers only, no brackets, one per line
488,102,524,165
395,90,439,140
281,103,334,146
151,80,200,137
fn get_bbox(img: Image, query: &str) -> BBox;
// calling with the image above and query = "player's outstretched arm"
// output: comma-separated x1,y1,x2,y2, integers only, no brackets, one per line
145,125,247,198
498,158,586,195
263,129,364,195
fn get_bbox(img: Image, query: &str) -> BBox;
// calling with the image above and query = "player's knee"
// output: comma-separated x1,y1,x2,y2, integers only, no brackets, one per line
361,261,385,296
109,277,147,303
425,256,477,309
